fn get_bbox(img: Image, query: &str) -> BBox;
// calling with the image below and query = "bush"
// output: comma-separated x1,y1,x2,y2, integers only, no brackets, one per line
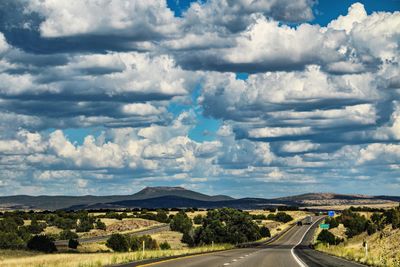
0,231,25,249
27,235,57,253
28,219,46,234
324,217,339,229
106,234,129,252
193,208,261,245
170,210,193,234
366,222,377,235
317,230,338,245
267,212,293,223
76,218,94,232
159,241,171,250
181,232,195,247
193,214,203,224
95,219,107,230
59,229,78,240
260,226,271,238
338,210,368,238
68,238,79,249
130,235,158,251
156,209,169,223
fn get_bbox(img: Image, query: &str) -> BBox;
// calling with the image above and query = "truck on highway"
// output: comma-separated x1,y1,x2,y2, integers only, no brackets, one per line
304,216,313,225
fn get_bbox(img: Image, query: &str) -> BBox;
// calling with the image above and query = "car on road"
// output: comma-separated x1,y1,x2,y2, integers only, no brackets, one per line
304,216,313,225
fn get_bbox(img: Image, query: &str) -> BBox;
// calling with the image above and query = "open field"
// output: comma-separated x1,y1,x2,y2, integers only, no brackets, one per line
0,244,233,267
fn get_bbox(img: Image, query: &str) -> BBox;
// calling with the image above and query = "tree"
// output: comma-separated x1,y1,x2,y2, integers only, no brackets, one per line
59,229,78,240
27,235,57,253
193,208,261,245
170,210,193,234
68,238,79,249
28,219,46,234
325,217,339,229
317,230,340,245
95,219,107,230
129,235,158,251
260,226,271,238
156,209,169,223
267,212,293,223
0,232,25,249
193,215,203,224
106,234,129,252
181,232,195,247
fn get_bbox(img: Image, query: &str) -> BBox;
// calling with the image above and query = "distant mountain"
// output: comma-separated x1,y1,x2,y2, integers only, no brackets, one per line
276,193,400,206
69,195,281,210
0,186,233,210
0,187,398,210
131,186,233,201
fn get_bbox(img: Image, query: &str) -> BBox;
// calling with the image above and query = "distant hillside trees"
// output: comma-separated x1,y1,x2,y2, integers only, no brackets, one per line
193,208,262,245
267,212,293,223
170,210,193,234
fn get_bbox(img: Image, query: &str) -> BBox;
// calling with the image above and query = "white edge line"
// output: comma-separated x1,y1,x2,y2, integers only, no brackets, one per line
291,217,323,267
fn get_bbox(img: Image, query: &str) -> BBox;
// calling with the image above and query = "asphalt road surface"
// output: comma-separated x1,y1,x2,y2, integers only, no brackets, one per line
117,216,365,267
55,224,170,246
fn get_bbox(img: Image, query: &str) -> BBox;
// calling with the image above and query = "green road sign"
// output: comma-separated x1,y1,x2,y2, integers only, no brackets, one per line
319,223,330,229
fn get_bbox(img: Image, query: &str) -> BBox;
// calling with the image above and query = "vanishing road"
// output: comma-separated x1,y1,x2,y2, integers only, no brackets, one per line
117,216,365,267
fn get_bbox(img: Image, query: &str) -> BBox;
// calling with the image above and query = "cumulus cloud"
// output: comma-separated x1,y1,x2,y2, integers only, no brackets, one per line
26,0,178,39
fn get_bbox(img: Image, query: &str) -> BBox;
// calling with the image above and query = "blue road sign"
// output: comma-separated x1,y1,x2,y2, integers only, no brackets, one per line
328,211,335,217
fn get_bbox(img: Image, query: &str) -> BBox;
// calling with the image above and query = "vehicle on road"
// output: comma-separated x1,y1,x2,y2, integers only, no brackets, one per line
304,216,313,225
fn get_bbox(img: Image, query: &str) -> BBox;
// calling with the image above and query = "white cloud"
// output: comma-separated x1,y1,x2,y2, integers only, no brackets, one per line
27,0,178,38
248,127,312,138
281,141,319,153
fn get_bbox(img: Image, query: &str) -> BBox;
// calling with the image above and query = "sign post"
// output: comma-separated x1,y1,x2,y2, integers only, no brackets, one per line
328,211,335,217
319,223,330,229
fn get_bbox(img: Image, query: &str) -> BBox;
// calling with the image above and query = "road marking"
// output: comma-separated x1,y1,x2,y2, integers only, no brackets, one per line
223,263,230,266
239,256,244,259
291,217,323,267
232,259,237,262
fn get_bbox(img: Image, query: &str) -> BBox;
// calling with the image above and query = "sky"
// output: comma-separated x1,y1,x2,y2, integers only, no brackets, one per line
0,0,399,198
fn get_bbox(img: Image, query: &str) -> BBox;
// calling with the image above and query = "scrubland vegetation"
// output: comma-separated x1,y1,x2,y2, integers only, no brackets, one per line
315,205,400,266
0,207,303,266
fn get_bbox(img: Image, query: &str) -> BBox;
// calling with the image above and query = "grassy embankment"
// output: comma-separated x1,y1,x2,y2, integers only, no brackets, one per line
315,225,400,266
0,243,233,267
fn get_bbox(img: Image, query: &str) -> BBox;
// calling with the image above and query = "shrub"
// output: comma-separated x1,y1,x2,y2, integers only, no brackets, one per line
193,214,203,224
130,235,158,251
325,217,339,229
27,235,57,253
339,210,368,238
156,209,169,223
181,232,195,247
317,230,337,245
28,219,46,234
260,226,271,238
0,231,25,249
193,208,261,245
95,219,107,230
159,241,171,250
267,212,293,223
59,229,78,240
170,210,193,234
68,238,79,249
106,234,129,252
366,222,377,235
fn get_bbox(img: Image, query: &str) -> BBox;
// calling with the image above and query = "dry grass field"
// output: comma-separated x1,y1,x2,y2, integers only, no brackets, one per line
151,231,185,249
77,218,162,239
0,244,233,267
248,210,310,236
315,226,400,267
304,202,399,211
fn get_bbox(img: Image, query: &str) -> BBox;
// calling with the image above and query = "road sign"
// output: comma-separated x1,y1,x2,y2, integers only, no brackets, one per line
328,211,335,217
319,223,330,229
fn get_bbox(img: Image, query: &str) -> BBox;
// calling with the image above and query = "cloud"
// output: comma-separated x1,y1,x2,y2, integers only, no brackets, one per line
26,0,178,39
281,141,320,153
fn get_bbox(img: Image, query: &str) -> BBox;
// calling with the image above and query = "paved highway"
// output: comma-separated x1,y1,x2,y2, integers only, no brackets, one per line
117,216,365,267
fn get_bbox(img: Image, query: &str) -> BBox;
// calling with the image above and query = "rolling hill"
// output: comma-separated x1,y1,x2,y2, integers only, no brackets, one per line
0,187,398,210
